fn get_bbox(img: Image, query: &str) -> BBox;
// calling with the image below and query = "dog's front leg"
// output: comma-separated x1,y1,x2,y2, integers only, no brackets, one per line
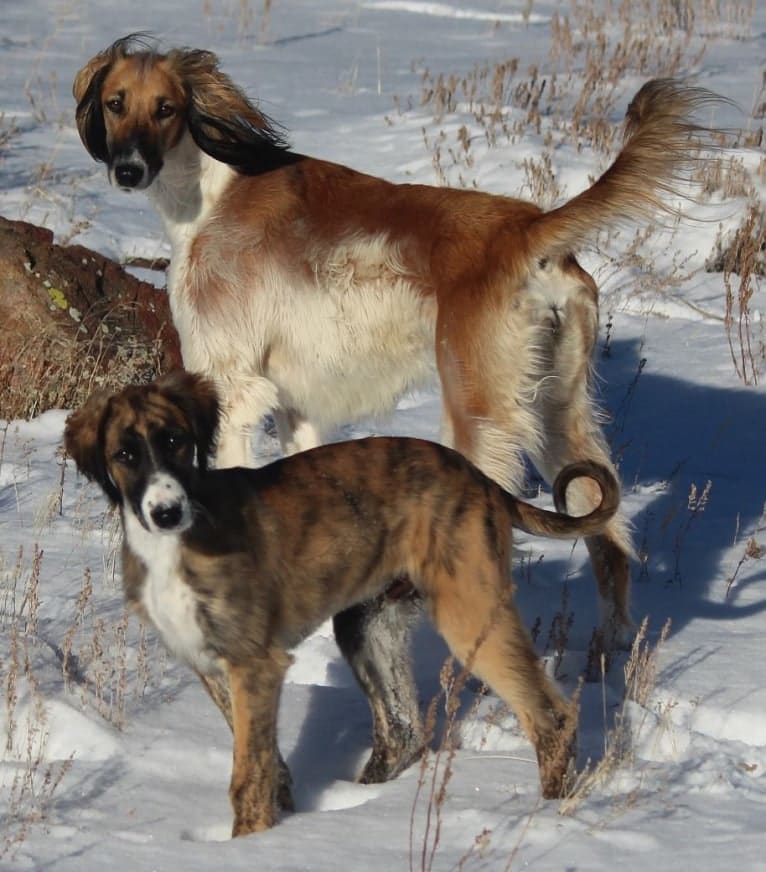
216,426,254,469
271,408,322,456
214,376,280,469
197,673,294,813
227,650,291,837
197,671,234,730
197,669,294,812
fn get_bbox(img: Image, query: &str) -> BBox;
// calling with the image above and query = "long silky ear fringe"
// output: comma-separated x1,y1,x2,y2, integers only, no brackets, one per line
186,104,300,174
170,47,299,174
73,33,159,163
73,61,109,162
64,391,121,504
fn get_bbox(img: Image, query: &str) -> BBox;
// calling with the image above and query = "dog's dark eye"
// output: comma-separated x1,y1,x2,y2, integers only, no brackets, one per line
163,431,188,452
113,447,137,466
105,98,123,115
156,102,176,120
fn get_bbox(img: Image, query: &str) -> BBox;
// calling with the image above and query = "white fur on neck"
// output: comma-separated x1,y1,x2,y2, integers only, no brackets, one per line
148,131,233,245
123,506,220,675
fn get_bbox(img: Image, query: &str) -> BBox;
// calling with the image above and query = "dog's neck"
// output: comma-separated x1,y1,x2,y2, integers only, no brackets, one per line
121,504,222,675
122,502,181,566
148,131,234,244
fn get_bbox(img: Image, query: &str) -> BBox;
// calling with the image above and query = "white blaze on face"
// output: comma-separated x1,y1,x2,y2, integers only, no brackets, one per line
141,472,193,534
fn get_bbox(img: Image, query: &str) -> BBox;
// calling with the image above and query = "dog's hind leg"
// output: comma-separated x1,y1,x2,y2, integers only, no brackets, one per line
526,281,635,659
333,591,425,783
426,571,576,799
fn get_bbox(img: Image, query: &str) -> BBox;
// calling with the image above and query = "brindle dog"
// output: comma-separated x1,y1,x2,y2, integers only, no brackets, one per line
64,371,620,836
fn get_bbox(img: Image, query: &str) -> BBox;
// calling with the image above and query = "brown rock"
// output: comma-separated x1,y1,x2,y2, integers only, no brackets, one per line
0,216,181,419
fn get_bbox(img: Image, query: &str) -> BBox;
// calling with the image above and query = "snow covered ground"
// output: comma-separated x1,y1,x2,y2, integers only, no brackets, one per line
1,1,765,869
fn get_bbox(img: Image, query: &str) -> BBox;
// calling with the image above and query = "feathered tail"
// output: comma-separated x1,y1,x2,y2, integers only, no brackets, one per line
527,79,728,259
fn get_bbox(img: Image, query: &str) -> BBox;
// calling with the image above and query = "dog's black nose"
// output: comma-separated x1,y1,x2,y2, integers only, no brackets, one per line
150,503,184,530
114,162,145,188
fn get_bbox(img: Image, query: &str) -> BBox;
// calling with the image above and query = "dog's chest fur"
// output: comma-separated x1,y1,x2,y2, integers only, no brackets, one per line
122,508,220,675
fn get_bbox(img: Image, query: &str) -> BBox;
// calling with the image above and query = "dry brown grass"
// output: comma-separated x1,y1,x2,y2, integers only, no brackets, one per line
560,617,672,815
400,0,763,390
0,433,169,859
409,655,484,872
705,202,765,385
0,304,166,421
725,504,765,598
1,544,72,860
407,0,749,181
202,0,273,42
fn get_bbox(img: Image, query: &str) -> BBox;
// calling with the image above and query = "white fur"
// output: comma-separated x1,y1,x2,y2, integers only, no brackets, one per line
123,506,220,675
141,472,193,533
148,137,437,468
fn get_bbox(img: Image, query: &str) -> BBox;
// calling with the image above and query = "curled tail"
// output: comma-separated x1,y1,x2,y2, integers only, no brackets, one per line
527,79,727,260
505,460,620,539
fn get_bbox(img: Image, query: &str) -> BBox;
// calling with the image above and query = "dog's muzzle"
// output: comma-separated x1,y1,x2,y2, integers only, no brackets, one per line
113,160,147,189
150,502,185,530
141,473,193,534
109,145,160,191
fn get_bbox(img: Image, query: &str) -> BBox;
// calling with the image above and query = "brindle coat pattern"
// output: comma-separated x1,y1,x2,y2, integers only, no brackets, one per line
65,372,620,836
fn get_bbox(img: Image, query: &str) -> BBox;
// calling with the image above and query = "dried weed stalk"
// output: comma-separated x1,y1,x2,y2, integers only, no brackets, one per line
560,617,671,814
706,204,765,385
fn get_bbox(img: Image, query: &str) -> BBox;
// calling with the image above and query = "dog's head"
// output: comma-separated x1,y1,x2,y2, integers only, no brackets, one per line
73,33,293,190
64,371,220,534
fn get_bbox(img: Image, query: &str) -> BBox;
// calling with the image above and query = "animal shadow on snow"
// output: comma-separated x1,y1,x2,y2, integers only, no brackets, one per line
285,335,766,805
601,336,766,633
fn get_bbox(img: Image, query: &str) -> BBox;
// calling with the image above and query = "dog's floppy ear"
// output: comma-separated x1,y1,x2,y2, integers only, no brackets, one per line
73,34,152,163
73,48,114,163
169,47,294,173
155,370,220,471
64,389,120,503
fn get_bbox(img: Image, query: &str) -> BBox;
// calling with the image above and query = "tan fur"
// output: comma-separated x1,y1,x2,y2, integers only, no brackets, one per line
64,373,621,835
73,36,724,652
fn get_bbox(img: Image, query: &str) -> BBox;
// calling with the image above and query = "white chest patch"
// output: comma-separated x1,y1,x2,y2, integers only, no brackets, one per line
123,508,219,675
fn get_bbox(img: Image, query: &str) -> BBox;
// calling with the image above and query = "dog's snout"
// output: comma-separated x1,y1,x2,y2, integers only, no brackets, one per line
141,473,191,534
150,502,184,530
114,162,146,189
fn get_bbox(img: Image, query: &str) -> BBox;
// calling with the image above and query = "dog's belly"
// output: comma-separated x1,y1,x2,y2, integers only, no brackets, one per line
171,232,438,428
266,276,438,427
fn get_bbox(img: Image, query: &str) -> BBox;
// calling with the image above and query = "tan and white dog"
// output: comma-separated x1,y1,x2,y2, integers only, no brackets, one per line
73,34,718,772
64,371,621,835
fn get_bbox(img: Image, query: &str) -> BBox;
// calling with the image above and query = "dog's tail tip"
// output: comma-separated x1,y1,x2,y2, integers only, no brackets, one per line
623,77,736,141
552,460,621,528
526,77,733,262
